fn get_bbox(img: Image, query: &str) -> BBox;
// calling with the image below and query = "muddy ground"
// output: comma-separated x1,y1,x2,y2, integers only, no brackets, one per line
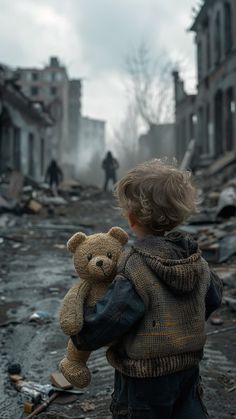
0,192,235,419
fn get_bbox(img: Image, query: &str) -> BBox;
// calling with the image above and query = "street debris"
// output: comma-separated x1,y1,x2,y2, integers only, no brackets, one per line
29,311,52,324
224,297,236,313
7,363,22,375
80,400,96,412
9,370,83,418
216,186,236,218
210,315,224,326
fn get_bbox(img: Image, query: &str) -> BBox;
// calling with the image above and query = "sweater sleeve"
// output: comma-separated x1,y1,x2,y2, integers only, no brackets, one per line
71,275,145,351
205,270,223,320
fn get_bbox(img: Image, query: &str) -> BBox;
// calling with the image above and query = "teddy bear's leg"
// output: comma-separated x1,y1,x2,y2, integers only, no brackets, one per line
59,339,91,388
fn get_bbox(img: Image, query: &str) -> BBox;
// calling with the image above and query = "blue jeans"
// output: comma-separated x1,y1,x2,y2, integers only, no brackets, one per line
110,366,209,419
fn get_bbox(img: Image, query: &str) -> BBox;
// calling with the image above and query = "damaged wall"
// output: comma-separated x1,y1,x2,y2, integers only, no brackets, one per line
0,80,53,181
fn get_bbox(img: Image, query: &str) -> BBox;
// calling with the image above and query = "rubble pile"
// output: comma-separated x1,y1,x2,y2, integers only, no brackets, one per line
0,170,104,218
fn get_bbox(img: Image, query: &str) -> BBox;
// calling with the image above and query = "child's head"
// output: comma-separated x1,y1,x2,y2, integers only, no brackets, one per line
114,159,197,235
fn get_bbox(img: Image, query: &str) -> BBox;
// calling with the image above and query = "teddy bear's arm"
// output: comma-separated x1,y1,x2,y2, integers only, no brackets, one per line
59,280,90,335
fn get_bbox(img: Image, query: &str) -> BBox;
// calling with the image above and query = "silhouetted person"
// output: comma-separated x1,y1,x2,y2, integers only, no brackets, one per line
45,159,63,194
102,151,119,192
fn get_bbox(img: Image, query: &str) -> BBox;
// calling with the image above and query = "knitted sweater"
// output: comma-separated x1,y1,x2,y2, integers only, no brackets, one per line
107,232,211,377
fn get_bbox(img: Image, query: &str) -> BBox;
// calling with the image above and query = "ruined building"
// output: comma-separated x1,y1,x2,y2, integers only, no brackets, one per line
173,0,236,167
139,124,176,162
78,116,106,185
0,65,53,180
15,57,82,176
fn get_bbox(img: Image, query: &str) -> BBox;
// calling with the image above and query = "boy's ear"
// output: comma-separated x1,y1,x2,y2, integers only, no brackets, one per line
108,227,128,245
128,212,137,228
67,232,87,253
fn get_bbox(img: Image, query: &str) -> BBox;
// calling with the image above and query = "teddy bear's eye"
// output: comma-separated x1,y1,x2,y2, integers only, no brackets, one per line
87,254,92,261
107,252,112,259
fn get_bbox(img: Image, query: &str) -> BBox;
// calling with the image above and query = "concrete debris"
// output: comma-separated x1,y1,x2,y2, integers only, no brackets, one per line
224,297,236,313
219,235,236,263
59,178,82,194
216,186,236,218
27,199,43,214
214,269,236,289
29,311,52,324
0,214,10,227
40,196,67,206
0,215,15,229
206,151,236,177
53,244,66,249
7,171,24,202
80,400,96,412
210,315,224,326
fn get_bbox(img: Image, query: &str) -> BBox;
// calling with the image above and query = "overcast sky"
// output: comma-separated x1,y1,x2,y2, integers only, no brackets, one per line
0,0,198,139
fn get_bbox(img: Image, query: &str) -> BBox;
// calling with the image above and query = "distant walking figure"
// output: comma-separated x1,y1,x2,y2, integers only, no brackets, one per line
45,159,63,194
102,151,119,192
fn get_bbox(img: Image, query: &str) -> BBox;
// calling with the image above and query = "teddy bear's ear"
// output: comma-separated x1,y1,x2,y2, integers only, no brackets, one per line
108,227,129,245
67,232,87,253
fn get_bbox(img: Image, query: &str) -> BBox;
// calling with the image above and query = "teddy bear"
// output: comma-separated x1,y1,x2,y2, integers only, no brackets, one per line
59,226,128,388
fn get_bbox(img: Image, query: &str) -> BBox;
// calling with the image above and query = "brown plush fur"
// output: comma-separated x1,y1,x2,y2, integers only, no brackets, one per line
59,227,128,388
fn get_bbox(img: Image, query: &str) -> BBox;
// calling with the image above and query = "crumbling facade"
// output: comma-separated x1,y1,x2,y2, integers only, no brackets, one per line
172,72,197,165
0,68,53,180
79,116,106,166
15,57,82,176
77,116,106,186
174,0,236,167
139,123,176,162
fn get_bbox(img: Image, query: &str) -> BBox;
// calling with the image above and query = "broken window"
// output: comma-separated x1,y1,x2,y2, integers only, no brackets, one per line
215,11,221,65
197,40,203,80
181,117,187,153
51,72,56,82
28,133,35,177
205,103,210,155
31,86,39,96
214,90,223,156
50,86,57,95
13,127,21,171
224,1,233,55
198,106,204,154
203,16,211,71
32,72,39,81
225,87,235,151
206,20,211,69
40,138,45,176
50,101,62,120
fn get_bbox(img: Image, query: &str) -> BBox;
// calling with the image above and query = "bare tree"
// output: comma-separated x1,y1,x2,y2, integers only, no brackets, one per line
113,103,142,174
113,42,175,173
125,41,174,127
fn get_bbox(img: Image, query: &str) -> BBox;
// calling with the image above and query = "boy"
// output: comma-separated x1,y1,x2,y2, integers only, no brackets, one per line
72,159,223,419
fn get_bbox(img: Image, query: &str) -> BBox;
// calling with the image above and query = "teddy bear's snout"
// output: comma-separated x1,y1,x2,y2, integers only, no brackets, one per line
88,255,114,278
96,260,103,267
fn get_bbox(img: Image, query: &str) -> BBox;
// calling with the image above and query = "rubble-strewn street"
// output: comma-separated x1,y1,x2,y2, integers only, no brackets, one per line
0,186,236,419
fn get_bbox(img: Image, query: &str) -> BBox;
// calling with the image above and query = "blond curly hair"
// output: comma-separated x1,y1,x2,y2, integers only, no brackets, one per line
114,159,197,234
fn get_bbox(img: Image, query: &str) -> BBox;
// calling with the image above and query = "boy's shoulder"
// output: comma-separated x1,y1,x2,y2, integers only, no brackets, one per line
117,246,140,273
